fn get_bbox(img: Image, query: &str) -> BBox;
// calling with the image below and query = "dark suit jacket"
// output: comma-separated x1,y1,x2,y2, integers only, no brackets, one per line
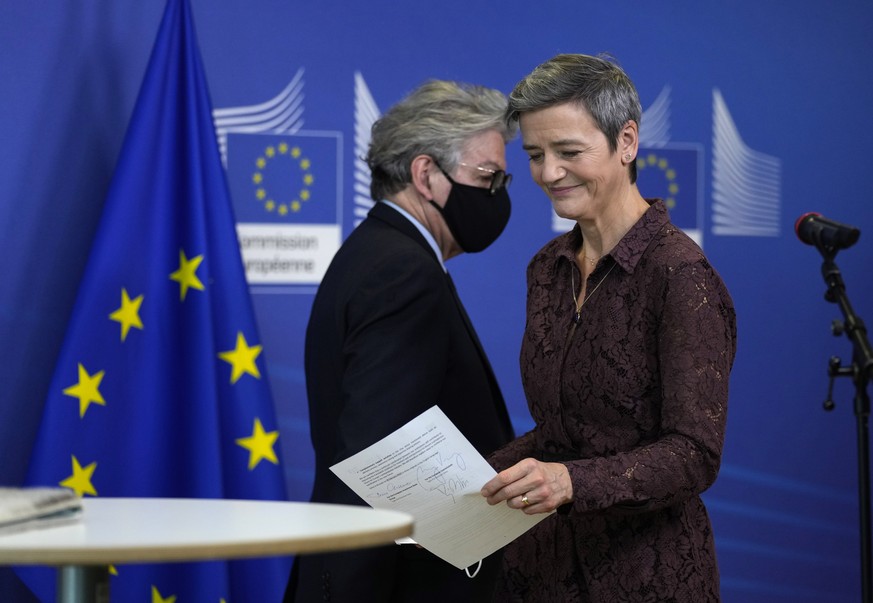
286,202,514,602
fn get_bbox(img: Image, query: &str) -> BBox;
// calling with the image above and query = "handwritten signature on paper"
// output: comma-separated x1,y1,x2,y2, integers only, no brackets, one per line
367,480,416,503
416,452,469,503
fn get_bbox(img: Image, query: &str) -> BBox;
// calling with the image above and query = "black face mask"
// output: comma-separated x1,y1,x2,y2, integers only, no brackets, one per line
429,174,511,253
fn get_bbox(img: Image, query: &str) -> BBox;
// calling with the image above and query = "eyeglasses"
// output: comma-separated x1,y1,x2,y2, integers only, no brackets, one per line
436,161,512,196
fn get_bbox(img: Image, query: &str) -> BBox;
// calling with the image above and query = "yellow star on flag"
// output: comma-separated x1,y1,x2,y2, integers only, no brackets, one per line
169,249,205,300
109,288,144,341
236,418,279,470
60,455,97,497
151,586,177,603
62,363,106,418
218,331,263,384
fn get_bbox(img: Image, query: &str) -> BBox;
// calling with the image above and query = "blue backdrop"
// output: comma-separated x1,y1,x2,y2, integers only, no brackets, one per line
2,2,872,601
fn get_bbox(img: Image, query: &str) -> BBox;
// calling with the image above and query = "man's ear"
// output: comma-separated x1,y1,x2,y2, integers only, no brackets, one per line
410,154,435,200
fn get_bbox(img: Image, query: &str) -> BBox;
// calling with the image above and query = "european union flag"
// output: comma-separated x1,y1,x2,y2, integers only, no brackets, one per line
19,0,289,600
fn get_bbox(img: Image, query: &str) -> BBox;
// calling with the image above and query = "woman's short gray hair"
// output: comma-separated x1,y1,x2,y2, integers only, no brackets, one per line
367,80,517,201
507,54,642,182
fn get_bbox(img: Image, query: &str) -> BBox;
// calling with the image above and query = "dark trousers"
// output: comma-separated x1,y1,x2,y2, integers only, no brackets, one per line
284,544,503,602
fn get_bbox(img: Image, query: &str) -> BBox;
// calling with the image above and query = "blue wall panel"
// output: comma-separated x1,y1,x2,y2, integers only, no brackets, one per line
2,2,872,600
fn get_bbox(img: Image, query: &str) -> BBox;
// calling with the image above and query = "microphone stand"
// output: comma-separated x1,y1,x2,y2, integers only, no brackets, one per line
816,243,873,603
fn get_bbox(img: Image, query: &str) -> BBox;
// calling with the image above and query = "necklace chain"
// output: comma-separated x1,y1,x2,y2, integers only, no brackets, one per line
571,262,616,324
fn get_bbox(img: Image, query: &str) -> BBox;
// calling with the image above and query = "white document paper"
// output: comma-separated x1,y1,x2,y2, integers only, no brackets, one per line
330,406,552,569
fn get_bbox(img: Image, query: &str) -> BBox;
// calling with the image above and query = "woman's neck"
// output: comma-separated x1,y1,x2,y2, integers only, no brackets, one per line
576,189,649,263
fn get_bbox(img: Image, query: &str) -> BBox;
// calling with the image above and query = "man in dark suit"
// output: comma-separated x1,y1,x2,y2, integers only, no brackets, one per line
284,80,517,602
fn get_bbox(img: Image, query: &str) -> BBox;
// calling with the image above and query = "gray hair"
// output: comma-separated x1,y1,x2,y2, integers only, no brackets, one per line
367,80,517,201
507,54,642,183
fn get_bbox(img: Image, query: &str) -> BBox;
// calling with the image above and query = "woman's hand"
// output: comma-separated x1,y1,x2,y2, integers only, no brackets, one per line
480,458,573,514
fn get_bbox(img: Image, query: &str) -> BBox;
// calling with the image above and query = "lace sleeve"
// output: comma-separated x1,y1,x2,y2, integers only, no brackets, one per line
566,259,737,516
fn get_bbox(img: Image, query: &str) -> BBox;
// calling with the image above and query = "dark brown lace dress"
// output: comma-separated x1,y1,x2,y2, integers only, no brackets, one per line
489,200,737,602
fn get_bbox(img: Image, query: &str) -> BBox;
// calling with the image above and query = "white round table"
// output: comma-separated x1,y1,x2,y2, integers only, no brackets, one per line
0,498,413,602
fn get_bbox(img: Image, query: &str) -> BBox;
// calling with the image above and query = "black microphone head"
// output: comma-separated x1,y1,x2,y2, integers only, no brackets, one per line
795,212,860,250
794,212,821,243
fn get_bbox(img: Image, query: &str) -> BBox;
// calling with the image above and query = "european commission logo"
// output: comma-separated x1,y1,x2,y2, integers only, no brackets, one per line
227,132,340,224
215,74,343,287
224,131,342,286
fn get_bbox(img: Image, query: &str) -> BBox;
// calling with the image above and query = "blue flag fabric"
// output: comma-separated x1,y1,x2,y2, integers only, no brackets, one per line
20,0,290,600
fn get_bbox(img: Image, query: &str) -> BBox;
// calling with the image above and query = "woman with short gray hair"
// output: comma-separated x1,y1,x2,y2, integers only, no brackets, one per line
481,54,737,602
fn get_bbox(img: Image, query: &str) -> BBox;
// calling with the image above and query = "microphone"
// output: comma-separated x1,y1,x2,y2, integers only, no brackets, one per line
795,212,860,250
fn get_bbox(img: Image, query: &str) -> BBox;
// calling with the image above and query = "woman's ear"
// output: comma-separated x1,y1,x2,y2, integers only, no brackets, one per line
618,119,639,163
